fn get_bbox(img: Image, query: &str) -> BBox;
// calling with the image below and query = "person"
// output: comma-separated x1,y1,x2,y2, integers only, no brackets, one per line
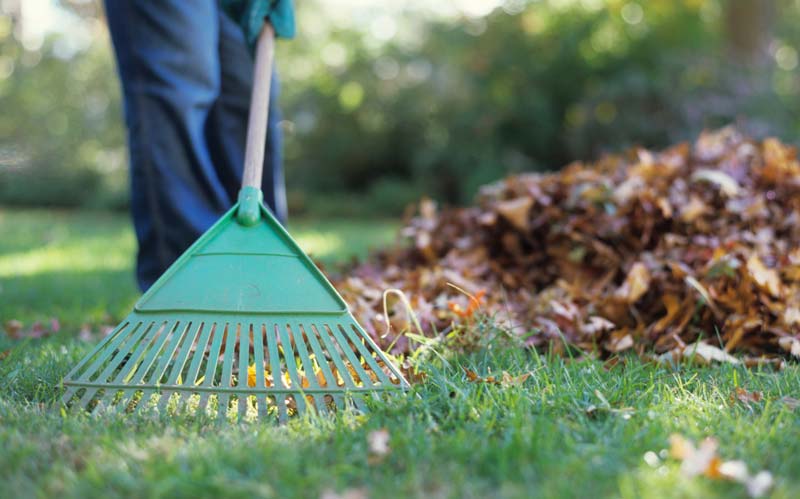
103,0,295,292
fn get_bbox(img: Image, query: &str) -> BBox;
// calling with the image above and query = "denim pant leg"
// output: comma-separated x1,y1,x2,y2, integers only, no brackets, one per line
104,0,285,292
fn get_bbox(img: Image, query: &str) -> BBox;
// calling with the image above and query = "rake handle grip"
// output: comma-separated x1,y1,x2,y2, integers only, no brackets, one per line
242,23,275,190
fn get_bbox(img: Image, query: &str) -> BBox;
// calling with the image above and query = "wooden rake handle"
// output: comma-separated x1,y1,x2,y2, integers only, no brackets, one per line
242,23,276,190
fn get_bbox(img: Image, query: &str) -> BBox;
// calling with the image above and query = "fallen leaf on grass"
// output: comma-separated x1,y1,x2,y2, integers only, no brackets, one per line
605,330,634,352
669,434,721,478
779,396,800,410
246,364,274,388
399,361,428,384
668,434,774,498
744,471,776,498
29,322,46,338
730,387,762,408
3,320,22,339
367,428,390,464
602,356,626,370
658,342,741,366
0,350,9,361
462,366,532,386
500,371,532,386
689,342,739,364
320,488,368,499
447,287,486,320
463,367,480,382
78,325,93,342
3,319,62,340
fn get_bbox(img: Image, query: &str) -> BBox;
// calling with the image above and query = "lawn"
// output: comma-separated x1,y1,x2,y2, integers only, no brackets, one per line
1,208,799,498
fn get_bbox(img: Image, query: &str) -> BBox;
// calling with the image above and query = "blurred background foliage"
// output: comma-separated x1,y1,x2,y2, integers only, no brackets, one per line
0,0,799,216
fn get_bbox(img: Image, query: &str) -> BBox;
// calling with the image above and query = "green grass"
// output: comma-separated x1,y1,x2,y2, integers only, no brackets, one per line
1,208,799,498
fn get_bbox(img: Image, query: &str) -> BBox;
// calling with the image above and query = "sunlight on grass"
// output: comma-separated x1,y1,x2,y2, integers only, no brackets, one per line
291,218,399,263
0,235,135,277
294,231,345,259
0,209,399,327
0,210,399,277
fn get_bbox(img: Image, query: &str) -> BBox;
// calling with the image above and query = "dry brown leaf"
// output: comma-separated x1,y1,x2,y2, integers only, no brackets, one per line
367,428,391,457
606,331,634,353
78,324,93,342
680,195,708,222
653,294,682,332
669,433,695,460
616,262,651,303
415,231,436,262
3,320,22,339
783,307,800,326
419,198,437,219
401,366,428,384
659,342,741,365
246,365,274,388
668,434,774,498
320,488,368,499
731,387,763,407
747,255,782,298
688,342,741,365
684,276,720,316
463,366,531,386
500,371,532,386
495,197,533,231
669,434,720,477
778,336,800,358
463,367,480,382
581,316,615,336
691,169,741,197
779,396,800,410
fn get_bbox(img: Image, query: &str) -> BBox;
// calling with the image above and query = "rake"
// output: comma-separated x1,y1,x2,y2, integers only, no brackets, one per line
62,25,408,423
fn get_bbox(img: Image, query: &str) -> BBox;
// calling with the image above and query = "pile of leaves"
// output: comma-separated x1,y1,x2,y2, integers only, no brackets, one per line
334,127,800,362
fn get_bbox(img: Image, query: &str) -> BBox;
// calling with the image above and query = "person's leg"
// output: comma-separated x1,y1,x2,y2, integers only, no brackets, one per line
105,0,231,291
208,10,287,223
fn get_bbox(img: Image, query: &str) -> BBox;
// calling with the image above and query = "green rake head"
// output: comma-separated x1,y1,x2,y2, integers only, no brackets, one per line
63,25,408,422
61,200,409,423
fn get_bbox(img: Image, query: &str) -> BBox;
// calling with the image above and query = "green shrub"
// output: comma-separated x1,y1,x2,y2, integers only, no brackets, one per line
278,0,800,211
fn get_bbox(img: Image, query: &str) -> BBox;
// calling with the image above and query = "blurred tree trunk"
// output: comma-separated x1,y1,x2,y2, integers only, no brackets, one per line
724,0,775,66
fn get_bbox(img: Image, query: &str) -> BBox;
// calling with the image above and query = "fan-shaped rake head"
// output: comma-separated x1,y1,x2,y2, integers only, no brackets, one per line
62,27,409,422
62,312,407,423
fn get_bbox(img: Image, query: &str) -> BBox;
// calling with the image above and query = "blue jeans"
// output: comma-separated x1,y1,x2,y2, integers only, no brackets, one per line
105,0,287,292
